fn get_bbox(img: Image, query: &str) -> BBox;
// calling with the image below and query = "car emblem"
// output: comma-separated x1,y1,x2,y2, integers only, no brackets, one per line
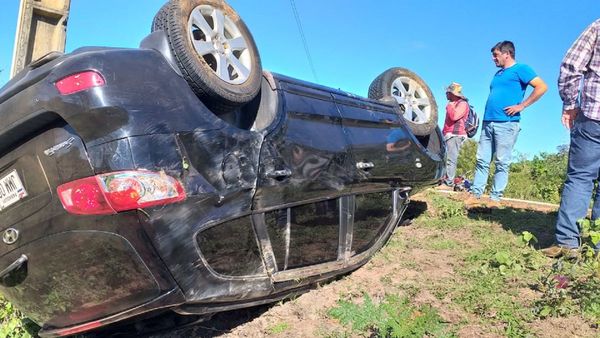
44,137,75,157
3,228,19,245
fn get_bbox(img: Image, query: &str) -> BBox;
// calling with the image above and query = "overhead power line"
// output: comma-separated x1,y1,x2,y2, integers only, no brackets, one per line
289,0,319,82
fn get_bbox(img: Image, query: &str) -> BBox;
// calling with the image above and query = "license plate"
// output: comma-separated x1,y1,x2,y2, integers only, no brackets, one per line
0,170,28,211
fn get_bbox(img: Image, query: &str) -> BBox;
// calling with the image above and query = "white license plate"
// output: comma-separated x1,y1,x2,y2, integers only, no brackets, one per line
0,170,28,211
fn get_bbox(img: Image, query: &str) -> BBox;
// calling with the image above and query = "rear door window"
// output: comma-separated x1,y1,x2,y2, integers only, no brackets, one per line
351,191,393,255
265,199,340,270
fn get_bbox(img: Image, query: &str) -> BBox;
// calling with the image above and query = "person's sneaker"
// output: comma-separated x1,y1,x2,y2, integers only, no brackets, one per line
541,245,579,259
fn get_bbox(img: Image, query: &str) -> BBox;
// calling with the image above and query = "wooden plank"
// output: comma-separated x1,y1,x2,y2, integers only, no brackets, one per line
10,0,71,78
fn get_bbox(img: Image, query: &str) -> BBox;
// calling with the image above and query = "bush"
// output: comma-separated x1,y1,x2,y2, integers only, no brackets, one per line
456,143,568,204
0,296,37,338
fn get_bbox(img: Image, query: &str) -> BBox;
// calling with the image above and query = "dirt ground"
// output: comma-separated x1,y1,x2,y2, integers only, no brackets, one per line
148,191,597,338
434,186,559,213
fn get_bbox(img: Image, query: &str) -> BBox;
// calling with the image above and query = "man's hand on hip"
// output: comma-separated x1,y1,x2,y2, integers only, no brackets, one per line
504,103,525,116
561,108,579,129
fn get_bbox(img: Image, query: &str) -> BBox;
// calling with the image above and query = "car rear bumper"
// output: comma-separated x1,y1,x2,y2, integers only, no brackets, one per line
38,288,185,337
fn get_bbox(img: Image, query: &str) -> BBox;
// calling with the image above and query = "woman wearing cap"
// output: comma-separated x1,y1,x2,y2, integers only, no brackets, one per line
442,82,470,187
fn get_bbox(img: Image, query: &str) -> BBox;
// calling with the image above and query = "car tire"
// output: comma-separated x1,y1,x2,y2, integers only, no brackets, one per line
161,0,262,114
368,68,438,136
151,2,170,32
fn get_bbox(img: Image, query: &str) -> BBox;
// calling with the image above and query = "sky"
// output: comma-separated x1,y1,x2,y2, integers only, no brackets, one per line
0,0,598,158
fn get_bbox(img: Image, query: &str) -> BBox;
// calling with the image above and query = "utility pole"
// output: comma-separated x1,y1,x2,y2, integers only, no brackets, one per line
10,0,71,78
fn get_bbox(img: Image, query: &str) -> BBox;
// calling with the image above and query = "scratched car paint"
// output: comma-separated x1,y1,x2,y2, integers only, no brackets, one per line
0,0,445,336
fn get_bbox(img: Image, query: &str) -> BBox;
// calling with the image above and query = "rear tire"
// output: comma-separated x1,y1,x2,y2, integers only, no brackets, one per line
162,0,263,114
369,68,437,136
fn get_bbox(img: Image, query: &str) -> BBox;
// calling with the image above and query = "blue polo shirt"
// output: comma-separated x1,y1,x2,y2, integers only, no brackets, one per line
484,63,537,122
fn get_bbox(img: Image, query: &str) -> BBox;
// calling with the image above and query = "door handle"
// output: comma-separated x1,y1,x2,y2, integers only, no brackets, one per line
265,168,292,180
356,161,375,170
0,254,28,287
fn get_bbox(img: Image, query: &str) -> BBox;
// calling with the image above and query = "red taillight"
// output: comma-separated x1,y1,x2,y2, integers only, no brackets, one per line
57,177,114,215
57,171,186,215
55,320,102,336
55,71,105,95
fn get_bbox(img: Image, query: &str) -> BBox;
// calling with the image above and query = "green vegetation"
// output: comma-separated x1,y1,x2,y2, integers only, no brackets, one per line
328,294,453,338
534,219,600,324
328,193,599,337
267,321,291,334
457,140,568,204
428,193,466,219
0,297,36,338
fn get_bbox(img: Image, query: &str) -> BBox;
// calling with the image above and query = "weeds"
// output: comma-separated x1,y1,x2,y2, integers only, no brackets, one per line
452,267,533,337
328,293,452,338
427,193,466,220
534,219,600,325
0,297,37,338
335,193,598,337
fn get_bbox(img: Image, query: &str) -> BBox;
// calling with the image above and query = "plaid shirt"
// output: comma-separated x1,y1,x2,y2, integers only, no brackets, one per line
558,19,600,120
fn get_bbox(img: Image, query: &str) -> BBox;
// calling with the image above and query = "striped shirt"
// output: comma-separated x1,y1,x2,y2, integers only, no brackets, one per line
558,19,600,120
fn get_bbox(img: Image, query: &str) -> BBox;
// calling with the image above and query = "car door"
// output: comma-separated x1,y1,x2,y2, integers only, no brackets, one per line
253,80,355,211
332,93,422,192
252,79,355,277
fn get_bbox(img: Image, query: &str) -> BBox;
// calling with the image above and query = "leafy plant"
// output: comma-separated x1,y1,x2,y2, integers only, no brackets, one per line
519,231,538,247
0,297,38,338
328,294,451,338
534,260,576,318
579,218,600,256
492,251,523,275
534,218,600,323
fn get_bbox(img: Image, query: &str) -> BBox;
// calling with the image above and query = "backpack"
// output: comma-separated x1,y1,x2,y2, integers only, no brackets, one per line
465,105,480,138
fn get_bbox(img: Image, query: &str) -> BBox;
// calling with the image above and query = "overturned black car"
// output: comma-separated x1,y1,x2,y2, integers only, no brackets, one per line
0,0,445,336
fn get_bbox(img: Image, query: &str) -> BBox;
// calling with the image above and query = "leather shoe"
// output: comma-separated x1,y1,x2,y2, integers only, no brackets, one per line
541,245,579,259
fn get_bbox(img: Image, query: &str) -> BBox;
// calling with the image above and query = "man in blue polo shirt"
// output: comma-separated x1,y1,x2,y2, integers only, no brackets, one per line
470,41,548,202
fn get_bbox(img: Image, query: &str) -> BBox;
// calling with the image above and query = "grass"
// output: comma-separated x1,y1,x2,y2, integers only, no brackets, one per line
267,321,291,334
328,293,454,338
424,234,459,250
327,191,600,338
3,191,600,337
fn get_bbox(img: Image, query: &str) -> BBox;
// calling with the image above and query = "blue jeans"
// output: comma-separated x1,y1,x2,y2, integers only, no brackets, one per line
444,135,466,184
471,121,520,200
556,115,600,249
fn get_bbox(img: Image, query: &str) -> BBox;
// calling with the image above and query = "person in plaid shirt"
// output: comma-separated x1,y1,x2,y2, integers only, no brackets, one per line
543,19,600,258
